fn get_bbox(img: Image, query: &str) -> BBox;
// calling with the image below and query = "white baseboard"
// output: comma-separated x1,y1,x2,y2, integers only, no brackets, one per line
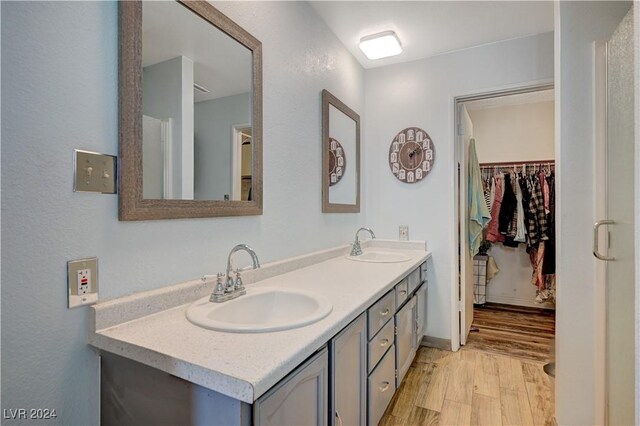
485,295,555,310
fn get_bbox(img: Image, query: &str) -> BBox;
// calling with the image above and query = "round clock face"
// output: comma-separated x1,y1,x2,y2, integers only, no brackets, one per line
328,137,346,186
388,127,435,183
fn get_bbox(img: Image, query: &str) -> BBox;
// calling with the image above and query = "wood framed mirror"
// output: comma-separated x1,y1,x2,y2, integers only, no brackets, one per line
119,1,262,220
322,90,360,213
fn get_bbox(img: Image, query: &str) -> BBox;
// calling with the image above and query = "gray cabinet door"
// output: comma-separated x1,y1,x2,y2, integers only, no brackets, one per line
330,313,367,426
254,347,328,426
395,297,416,387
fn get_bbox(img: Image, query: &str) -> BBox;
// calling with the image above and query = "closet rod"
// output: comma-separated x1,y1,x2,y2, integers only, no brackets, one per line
479,159,555,167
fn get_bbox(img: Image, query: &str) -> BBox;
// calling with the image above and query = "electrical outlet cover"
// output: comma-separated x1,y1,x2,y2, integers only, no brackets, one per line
68,257,99,308
399,225,409,241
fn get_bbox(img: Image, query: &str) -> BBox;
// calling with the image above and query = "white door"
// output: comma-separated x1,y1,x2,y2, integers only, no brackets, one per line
458,104,475,345
142,115,165,199
596,8,636,425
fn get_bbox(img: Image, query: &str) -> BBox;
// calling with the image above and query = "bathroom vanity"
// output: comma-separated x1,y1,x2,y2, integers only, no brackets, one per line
90,240,431,425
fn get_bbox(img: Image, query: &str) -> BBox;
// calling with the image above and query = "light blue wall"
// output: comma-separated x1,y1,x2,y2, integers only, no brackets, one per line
364,32,555,344
1,1,364,424
194,92,251,200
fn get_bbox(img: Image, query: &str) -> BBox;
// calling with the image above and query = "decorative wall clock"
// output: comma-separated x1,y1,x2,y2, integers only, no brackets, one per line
388,127,435,183
328,137,346,186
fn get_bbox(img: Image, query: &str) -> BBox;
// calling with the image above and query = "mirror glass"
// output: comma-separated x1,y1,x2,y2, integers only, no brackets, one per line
322,90,360,213
328,105,356,204
141,1,253,201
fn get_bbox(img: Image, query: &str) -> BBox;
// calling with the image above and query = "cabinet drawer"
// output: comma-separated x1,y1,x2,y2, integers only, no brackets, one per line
368,291,395,339
420,262,428,282
407,267,421,295
395,279,409,307
367,346,396,426
368,319,394,373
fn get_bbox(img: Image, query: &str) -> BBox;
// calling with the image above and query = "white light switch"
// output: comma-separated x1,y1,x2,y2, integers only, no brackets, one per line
68,258,98,308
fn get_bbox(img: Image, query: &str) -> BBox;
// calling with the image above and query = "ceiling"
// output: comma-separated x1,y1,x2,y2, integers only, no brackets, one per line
309,1,554,69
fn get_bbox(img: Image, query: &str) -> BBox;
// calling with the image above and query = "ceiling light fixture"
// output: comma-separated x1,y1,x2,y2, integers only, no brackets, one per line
359,31,402,60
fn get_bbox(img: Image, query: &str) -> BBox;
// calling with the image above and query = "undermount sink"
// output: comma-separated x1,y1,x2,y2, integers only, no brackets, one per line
346,250,411,263
186,287,333,333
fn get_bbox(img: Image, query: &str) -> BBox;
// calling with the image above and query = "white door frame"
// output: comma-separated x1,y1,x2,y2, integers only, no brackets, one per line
451,80,554,351
231,123,251,201
593,40,607,425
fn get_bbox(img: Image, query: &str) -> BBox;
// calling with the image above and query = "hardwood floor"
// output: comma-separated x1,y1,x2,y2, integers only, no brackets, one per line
464,303,555,363
380,346,555,425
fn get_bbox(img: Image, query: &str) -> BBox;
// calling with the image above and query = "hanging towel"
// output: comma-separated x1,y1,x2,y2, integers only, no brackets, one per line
467,139,491,257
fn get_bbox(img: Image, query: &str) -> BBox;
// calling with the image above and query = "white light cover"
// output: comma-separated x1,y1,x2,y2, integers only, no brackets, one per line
359,31,402,60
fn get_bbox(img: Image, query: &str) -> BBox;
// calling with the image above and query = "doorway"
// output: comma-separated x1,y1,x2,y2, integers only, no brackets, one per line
454,84,557,365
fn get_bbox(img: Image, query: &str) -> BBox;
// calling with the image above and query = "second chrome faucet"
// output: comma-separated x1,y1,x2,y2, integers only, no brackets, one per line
350,227,376,256
205,244,261,303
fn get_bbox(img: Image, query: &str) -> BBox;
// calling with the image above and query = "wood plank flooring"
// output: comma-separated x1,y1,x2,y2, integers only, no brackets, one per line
464,303,555,363
380,347,555,425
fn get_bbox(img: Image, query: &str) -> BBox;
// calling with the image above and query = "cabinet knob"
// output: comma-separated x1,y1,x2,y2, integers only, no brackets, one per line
379,381,390,392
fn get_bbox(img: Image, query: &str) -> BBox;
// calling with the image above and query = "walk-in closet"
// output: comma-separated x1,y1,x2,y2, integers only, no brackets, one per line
459,88,556,366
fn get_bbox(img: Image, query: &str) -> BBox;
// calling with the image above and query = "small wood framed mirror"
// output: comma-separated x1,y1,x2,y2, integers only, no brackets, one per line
119,1,262,220
322,90,360,213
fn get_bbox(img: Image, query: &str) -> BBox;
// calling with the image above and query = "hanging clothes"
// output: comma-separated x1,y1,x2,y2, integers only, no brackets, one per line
467,139,491,257
485,173,505,243
514,176,526,243
542,173,556,274
483,179,492,212
526,173,549,247
489,177,496,212
479,161,556,306
530,241,546,291
498,173,517,234
498,173,519,247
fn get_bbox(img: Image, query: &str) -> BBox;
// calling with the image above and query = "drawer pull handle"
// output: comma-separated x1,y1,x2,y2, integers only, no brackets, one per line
335,411,343,426
379,381,390,392
380,308,390,316
379,338,389,347
399,290,407,296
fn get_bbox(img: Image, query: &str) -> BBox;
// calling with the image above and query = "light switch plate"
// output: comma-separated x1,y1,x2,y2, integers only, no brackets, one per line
68,257,98,308
73,149,117,194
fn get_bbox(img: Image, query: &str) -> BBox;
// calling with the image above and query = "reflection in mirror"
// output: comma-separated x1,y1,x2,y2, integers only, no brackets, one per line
328,104,356,205
322,90,360,213
119,0,262,220
141,1,252,201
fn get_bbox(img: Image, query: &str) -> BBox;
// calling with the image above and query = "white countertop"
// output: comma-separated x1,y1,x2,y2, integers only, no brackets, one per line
89,241,431,403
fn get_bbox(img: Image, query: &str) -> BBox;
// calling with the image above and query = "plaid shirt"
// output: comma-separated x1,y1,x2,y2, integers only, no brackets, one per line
526,175,549,246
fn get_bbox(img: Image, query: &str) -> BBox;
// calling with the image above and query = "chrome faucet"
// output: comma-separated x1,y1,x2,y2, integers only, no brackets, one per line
204,244,261,303
350,227,376,256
